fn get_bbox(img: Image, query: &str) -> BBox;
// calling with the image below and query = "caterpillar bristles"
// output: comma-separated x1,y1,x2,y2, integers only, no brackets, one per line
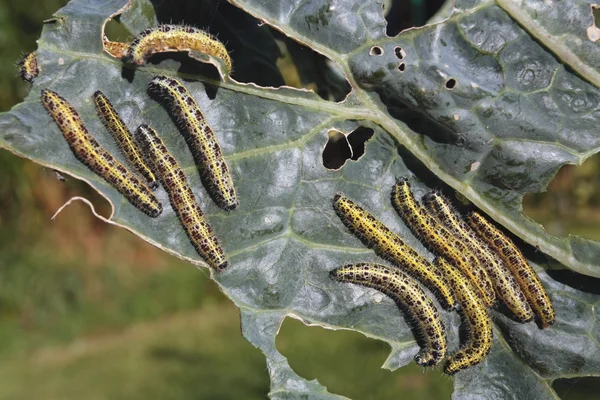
467,211,555,328
332,192,456,310
435,258,493,375
423,191,534,323
41,89,162,218
124,24,232,73
147,75,238,211
330,263,447,367
392,179,495,307
17,51,39,83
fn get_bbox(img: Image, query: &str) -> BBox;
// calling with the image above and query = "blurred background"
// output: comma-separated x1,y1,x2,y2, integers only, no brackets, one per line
1,0,599,399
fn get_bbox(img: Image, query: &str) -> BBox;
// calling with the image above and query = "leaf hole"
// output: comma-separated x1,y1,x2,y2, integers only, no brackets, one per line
272,33,351,101
394,46,405,60
369,46,384,56
322,127,374,170
384,1,413,36
445,78,457,90
593,4,600,26
554,377,600,399
587,5,600,41
276,318,452,399
398,63,406,72
348,127,374,161
103,15,132,43
204,83,218,100
381,0,392,15
523,152,600,241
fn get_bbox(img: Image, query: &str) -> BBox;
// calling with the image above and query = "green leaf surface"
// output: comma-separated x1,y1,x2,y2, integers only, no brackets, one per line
2,0,600,398
494,0,600,87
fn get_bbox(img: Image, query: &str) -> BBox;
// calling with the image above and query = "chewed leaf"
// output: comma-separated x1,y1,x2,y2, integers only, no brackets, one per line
2,0,600,399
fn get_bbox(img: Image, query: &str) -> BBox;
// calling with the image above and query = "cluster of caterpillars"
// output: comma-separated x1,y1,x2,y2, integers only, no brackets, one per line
30,24,236,271
25,18,555,379
40,78,235,271
330,179,554,375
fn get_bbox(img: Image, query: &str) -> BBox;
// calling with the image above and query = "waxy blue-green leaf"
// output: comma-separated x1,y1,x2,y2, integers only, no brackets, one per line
2,0,600,398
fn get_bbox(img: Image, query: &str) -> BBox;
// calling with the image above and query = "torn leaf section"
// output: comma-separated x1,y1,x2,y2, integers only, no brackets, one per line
239,310,346,399
587,4,600,42
345,3,600,276
322,127,373,170
523,152,600,241
276,317,452,399
275,33,351,101
554,377,600,397
323,129,351,170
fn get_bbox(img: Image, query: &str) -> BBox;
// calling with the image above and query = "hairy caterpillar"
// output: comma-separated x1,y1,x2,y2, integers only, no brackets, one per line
135,124,228,271
332,193,456,310
330,263,446,366
435,257,493,375
93,91,158,189
148,75,238,211
17,51,39,83
467,212,555,328
40,89,162,217
102,35,129,59
125,24,232,72
423,192,533,322
392,179,495,307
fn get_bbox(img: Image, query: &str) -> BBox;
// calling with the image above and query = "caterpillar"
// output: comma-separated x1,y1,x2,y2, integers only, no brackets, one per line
17,51,39,83
124,24,232,73
330,263,446,367
467,212,555,328
93,91,158,189
148,75,238,211
332,193,456,310
435,257,493,375
40,89,162,218
423,192,533,322
392,179,495,307
102,35,129,59
135,124,228,271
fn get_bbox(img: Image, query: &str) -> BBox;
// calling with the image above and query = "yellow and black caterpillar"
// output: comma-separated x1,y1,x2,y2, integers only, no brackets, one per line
468,212,555,328
423,192,533,323
93,91,158,189
135,124,228,271
392,179,495,307
436,258,493,375
41,89,161,218
148,75,238,211
331,263,447,367
333,193,456,310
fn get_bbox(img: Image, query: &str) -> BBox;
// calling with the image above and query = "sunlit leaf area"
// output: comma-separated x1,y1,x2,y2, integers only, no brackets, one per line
1,0,600,398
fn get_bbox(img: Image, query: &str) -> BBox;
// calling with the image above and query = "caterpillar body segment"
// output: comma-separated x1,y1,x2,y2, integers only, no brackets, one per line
332,193,456,310
468,212,555,328
18,51,39,83
41,89,162,218
331,263,446,366
135,124,228,271
148,75,238,211
125,24,232,73
436,258,493,375
93,91,158,189
423,192,533,322
102,36,130,59
392,180,495,307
